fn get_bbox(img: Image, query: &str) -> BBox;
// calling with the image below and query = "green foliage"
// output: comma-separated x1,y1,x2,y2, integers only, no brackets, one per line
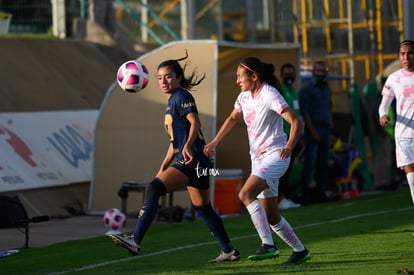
1,189,413,274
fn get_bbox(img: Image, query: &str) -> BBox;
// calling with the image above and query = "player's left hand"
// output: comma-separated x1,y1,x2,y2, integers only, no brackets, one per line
279,147,292,160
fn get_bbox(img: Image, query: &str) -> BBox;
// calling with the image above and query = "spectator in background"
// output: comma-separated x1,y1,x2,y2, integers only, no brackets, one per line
299,61,333,205
278,63,301,209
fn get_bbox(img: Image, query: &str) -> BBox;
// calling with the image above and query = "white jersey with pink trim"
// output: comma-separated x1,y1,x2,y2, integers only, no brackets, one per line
234,83,288,161
381,68,414,138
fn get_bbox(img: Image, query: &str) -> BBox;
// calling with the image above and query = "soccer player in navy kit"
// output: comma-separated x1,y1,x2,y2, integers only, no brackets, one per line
110,52,240,262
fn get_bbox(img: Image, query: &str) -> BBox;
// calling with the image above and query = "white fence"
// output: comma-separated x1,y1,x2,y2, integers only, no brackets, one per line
0,12,12,34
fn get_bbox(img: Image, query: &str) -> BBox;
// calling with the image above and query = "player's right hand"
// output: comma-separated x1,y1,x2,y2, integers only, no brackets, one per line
203,143,216,157
379,115,390,126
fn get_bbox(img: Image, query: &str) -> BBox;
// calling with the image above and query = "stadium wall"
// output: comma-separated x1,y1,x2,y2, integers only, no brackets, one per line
0,38,127,217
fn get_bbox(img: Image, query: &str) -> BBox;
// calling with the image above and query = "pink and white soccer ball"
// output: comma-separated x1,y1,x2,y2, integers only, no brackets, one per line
116,60,149,93
103,208,126,231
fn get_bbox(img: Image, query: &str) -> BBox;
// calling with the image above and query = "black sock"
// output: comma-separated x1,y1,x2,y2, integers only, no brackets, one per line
133,178,166,244
194,203,233,253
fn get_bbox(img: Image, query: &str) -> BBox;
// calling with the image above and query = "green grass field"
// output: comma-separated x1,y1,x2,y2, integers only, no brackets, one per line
1,188,413,275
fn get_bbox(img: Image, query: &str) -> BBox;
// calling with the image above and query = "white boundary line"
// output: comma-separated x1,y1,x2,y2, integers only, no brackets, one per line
48,206,412,274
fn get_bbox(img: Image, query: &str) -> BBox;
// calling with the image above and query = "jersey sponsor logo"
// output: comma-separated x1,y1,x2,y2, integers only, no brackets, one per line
181,102,195,109
402,84,414,97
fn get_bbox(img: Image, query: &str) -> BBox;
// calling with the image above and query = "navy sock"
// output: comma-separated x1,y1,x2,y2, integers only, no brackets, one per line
194,203,233,253
133,178,167,244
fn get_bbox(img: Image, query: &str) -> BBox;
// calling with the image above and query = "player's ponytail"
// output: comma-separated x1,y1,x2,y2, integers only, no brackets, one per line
158,50,205,91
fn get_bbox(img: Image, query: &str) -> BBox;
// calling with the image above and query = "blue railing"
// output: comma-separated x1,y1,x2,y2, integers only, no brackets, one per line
115,0,163,45
115,0,181,45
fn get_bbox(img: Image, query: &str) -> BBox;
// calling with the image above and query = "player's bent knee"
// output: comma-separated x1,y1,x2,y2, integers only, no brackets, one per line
145,178,167,198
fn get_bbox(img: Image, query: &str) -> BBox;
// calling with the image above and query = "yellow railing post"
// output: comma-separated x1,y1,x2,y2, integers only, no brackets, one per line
301,0,308,57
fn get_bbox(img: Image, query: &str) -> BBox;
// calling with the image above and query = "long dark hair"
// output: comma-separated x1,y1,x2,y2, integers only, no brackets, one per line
157,50,205,90
239,56,282,92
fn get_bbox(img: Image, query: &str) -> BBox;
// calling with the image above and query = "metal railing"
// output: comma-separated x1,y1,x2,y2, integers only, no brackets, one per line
0,0,87,34
115,0,180,45
115,0,186,45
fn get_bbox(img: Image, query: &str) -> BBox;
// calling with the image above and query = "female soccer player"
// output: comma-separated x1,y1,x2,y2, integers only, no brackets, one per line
379,40,414,204
204,56,311,264
110,51,240,262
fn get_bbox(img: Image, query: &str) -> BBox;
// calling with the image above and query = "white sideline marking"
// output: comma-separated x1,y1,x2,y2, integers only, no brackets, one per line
48,206,412,274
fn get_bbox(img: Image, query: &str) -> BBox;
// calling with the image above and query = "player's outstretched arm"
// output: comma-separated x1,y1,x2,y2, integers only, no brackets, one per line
204,109,241,156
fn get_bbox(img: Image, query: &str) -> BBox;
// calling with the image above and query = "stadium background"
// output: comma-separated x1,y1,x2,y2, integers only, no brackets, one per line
0,0,413,219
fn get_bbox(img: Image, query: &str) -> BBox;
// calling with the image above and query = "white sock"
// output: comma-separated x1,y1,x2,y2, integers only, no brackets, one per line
270,216,305,252
406,172,414,204
246,200,274,246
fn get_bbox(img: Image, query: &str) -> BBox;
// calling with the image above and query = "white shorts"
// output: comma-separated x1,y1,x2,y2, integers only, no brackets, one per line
395,137,414,168
251,150,290,199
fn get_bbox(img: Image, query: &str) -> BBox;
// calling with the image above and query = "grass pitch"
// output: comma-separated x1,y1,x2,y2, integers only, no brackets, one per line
1,188,413,275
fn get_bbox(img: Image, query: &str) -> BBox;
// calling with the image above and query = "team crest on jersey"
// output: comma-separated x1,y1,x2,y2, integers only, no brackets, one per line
138,208,145,218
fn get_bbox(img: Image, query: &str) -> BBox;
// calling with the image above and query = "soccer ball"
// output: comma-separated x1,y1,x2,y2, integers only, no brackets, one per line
103,208,126,231
116,60,149,93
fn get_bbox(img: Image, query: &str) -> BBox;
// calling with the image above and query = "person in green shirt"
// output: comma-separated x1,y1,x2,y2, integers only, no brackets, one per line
281,63,300,133
278,63,302,209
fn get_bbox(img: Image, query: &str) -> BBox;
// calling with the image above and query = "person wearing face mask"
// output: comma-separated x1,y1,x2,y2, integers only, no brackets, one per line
278,63,302,209
298,61,333,205
280,63,300,127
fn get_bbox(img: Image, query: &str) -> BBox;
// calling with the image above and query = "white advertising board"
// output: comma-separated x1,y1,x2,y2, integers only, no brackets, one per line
0,110,98,192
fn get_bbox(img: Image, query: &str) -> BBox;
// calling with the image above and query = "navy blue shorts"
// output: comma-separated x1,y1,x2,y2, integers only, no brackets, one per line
171,159,212,190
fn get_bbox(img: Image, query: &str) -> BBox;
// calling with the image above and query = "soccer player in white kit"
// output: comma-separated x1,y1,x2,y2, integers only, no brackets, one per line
379,40,414,204
204,56,311,264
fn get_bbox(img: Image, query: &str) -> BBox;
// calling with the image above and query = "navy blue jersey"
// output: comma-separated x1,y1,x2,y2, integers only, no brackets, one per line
164,88,212,168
